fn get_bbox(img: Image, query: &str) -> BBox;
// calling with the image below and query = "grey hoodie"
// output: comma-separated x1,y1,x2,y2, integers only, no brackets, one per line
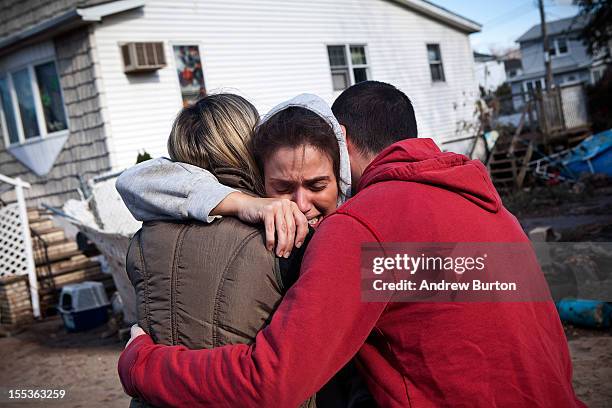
116,94,350,222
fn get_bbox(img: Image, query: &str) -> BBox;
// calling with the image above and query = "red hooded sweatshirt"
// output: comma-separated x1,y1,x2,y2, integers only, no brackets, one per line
119,138,583,407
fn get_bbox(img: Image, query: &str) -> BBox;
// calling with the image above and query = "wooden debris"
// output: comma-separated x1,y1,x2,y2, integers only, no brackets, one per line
1,207,115,328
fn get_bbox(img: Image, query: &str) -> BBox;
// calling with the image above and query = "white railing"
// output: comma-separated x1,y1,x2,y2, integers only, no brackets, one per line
0,173,40,319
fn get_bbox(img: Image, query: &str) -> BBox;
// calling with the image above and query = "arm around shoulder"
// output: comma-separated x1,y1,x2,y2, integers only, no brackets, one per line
115,157,237,223
119,212,388,407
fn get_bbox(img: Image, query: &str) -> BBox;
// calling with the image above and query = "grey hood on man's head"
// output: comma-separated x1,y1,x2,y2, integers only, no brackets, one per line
261,93,351,204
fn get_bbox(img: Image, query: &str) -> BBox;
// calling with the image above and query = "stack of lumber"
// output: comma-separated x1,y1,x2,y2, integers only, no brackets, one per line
0,208,115,330
0,275,33,328
28,208,114,316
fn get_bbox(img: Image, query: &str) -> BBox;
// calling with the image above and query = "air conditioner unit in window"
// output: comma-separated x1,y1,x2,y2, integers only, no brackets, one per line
120,42,166,73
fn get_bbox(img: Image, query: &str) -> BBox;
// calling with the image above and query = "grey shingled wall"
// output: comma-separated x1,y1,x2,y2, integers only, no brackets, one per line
0,0,112,39
0,25,112,207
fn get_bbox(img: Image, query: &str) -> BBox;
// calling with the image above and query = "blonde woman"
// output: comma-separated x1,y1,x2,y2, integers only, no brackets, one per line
125,94,318,408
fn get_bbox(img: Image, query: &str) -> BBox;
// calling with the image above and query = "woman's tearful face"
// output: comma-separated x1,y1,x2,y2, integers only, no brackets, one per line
264,144,338,228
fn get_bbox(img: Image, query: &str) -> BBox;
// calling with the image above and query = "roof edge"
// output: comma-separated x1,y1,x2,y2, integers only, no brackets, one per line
0,0,144,56
516,15,587,43
77,0,145,22
390,0,481,34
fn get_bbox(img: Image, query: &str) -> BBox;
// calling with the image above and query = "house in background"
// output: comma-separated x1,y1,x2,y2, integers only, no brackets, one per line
507,15,609,98
502,49,523,82
473,51,507,94
0,0,481,207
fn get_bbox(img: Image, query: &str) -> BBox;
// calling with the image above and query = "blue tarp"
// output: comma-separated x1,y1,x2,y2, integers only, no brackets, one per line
561,129,612,178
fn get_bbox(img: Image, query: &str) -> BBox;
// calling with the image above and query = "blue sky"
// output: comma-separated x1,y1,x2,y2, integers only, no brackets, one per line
432,0,581,54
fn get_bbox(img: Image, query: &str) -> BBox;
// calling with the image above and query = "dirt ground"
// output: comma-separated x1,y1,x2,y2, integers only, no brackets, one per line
0,316,130,408
565,325,612,407
508,177,612,407
0,315,610,407
1,178,611,407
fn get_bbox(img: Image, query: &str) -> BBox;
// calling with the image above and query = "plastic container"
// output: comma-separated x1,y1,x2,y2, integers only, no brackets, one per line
58,281,110,332
561,130,612,178
556,298,612,329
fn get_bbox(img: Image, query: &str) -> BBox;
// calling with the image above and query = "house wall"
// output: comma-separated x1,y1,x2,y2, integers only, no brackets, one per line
0,28,111,207
474,59,506,93
559,69,591,85
520,35,591,77
92,0,479,169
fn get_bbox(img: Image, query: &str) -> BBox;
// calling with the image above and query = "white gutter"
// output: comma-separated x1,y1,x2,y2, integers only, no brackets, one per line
391,0,481,34
76,0,146,22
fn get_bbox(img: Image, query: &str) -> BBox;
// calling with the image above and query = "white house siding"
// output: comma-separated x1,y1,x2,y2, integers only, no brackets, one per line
92,0,479,170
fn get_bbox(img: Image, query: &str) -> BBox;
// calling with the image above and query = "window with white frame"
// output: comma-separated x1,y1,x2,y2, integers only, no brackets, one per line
523,78,545,97
426,44,445,82
548,37,569,57
0,60,68,146
327,45,369,91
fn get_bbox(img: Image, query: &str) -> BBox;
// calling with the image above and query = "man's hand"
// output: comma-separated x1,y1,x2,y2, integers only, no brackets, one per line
126,324,147,349
212,192,309,258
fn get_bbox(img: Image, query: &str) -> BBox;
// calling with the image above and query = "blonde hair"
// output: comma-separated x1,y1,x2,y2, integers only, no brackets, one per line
167,93,264,195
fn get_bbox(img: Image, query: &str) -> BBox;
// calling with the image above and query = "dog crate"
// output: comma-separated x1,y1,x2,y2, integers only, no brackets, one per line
58,281,110,332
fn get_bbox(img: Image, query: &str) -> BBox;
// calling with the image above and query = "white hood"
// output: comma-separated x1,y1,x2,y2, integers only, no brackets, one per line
261,93,351,203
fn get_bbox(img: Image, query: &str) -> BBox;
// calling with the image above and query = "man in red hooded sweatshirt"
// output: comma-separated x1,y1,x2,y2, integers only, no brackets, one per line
118,81,583,407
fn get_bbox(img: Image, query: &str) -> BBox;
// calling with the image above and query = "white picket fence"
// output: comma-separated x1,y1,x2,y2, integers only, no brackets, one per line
0,173,40,318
